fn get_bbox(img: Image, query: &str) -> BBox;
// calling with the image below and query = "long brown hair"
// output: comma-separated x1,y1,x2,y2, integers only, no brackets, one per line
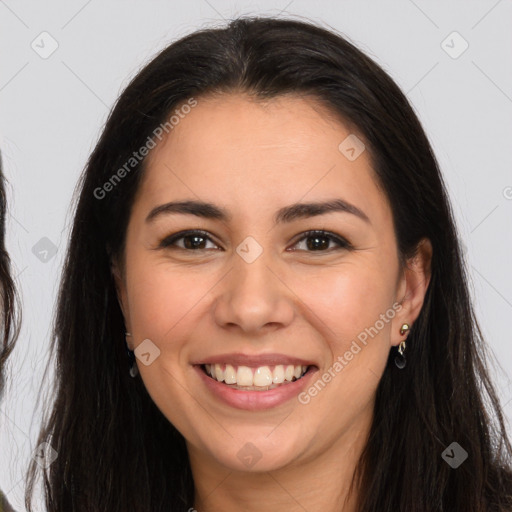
26,16,512,511
0,151,20,397
0,151,22,512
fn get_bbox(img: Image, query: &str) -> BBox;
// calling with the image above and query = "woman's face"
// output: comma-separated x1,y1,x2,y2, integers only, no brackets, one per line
113,92,430,473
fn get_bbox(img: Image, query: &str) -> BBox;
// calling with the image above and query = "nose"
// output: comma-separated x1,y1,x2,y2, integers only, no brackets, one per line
212,244,295,335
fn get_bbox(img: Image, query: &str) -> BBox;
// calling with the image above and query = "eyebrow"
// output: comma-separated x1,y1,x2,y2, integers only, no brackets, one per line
145,198,370,225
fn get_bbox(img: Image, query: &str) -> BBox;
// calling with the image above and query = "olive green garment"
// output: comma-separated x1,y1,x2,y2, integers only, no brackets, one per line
0,490,15,512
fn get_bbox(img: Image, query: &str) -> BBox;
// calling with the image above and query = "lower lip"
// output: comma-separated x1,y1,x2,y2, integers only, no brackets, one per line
194,365,318,411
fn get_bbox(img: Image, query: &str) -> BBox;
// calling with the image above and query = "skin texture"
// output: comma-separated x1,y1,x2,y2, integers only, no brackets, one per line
113,93,432,512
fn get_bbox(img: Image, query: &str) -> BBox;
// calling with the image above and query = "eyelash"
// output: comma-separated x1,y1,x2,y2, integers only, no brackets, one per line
158,229,352,253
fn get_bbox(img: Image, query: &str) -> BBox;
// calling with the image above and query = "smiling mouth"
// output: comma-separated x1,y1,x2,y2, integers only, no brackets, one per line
199,363,314,391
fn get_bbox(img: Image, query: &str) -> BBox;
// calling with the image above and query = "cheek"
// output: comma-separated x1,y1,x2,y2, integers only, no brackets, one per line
294,260,396,346
291,264,396,427
125,261,210,434
291,260,398,417
127,262,211,341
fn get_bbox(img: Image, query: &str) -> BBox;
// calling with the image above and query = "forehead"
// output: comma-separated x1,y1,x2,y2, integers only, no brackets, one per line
136,92,390,224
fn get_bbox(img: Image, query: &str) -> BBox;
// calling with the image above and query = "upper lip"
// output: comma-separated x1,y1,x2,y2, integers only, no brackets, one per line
192,352,317,368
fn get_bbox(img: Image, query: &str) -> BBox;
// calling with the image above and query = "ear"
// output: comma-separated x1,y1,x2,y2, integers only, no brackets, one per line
391,238,432,347
111,257,133,349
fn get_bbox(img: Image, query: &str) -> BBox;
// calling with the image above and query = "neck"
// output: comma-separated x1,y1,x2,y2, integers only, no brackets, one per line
187,409,372,512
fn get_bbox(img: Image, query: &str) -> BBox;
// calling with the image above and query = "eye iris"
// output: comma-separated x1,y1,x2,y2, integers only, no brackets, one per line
307,234,330,251
165,231,344,252
184,234,206,249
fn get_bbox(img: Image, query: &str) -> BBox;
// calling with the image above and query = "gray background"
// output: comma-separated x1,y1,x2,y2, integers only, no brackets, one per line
1,1,511,510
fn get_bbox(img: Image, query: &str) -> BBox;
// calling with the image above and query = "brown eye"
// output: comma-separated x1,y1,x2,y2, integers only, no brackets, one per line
159,230,220,251
290,230,351,252
159,229,351,253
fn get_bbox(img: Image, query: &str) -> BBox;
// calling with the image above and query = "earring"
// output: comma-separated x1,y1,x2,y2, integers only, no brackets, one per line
395,323,410,369
125,332,138,378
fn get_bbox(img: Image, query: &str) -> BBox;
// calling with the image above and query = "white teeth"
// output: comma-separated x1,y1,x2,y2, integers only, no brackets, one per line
224,364,237,384
215,363,224,382
273,365,285,384
236,366,254,386
253,366,273,387
203,363,308,388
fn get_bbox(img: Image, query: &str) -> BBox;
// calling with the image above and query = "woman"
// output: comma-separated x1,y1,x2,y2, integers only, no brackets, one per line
26,16,512,511
0,152,21,512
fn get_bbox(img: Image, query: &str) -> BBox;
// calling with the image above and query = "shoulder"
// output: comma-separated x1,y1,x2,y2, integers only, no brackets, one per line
0,488,16,512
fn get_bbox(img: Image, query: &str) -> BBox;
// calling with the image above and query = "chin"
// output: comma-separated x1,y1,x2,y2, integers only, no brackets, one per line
201,435,303,473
